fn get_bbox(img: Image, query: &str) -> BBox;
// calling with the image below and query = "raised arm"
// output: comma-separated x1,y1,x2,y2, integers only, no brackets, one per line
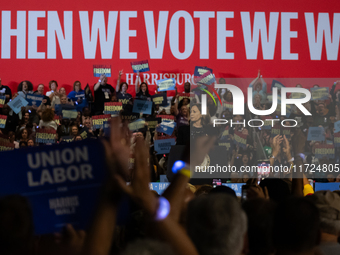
115,135,199,255
94,74,106,92
116,70,123,92
135,71,140,94
82,117,130,255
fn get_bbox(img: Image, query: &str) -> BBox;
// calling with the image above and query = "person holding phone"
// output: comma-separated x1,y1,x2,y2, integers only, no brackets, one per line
93,73,115,115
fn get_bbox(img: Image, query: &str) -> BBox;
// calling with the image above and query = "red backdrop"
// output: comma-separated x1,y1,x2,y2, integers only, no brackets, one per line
0,0,340,95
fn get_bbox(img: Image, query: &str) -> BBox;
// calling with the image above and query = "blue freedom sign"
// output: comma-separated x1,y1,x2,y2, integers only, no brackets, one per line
0,139,106,234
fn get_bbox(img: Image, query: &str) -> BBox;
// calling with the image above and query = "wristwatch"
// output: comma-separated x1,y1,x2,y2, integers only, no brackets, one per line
98,79,101,83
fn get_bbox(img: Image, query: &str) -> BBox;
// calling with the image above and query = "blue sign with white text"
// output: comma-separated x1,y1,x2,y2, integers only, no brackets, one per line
0,139,106,234
222,183,246,197
154,138,176,154
307,127,325,141
132,99,153,115
26,94,44,107
149,182,170,194
156,121,176,136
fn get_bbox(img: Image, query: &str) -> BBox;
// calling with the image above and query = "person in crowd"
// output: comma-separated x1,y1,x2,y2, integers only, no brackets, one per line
93,74,115,115
16,128,29,143
70,125,79,137
187,193,247,255
243,199,276,255
38,108,57,130
116,70,133,107
34,84,45,95
0,195,35,255
273,197,321,255
17,80,34,97
68,81,88,110
27,139,35,147
46,80,58,97
190,103,211,139
0,78,12,103
309,191,340,254
136,82,151,101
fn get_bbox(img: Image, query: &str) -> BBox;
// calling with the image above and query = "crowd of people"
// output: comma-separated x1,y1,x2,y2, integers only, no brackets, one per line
0,72,340,255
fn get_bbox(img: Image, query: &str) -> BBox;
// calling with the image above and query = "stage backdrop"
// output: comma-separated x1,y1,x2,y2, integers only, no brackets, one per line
0,0,340,95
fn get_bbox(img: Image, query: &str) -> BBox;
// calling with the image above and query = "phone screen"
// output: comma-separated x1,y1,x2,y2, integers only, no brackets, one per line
258,162,270,178
212,179,222,188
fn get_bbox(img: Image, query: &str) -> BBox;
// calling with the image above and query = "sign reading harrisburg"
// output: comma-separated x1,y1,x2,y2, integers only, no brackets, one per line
1,0,340,92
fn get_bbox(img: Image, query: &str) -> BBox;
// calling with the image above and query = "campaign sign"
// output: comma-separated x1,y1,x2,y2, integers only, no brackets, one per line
26,94,44,107
36,129,57,144
271,80,285,91
128,119,146,132
0,140,15,151
156,78,176,91
220,126,230,140
60,136,74,143
0,139,106,234
222,183,246,197
7,96,29,114
282,127,291,139
156,115,175,122
62,110,78,119
104,102,123,115
194,66,215,85
0,133,9,143
93,64,111,77
196,71,215,85
54,115,60,125
79,127,90,140
120,112,139,122
314,144,335,159
154,138,176,154
218,138,233,153
262,117,273,130
223,101,233,110
145,117,161,130
149,182,170,195
234,131,247,149
92,114,111,129
151,93,167,106
307,127,325,141
194,66,213,77
271,125,281,138
156,121,176,136
334,133,340,148
334,120,340,133
131,60,150,73
310,87,329,101
132,100,153,115
291,92,306,99
0,115,7,128
0,95,6,107
314,182,340,192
